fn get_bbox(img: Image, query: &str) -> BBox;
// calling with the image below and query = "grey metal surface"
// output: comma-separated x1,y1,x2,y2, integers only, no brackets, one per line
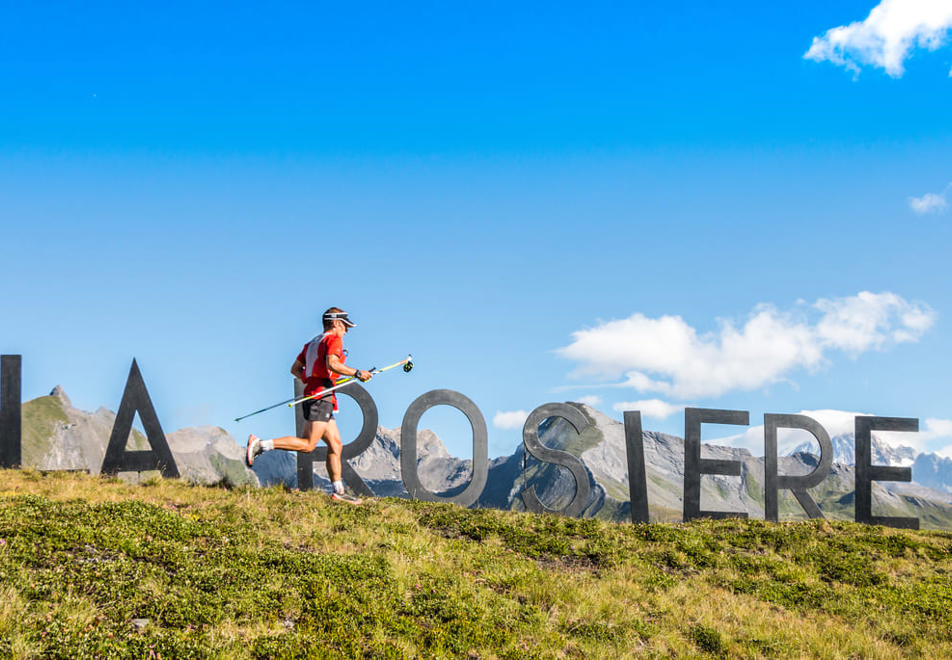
294,379,310,489
400,389,488,507
520,403,592,518
683,407,749,521
623,410,649,523
296,382,378,496
0,355,21,468
855,416,919,529
100,359,179,478
764,413,832,521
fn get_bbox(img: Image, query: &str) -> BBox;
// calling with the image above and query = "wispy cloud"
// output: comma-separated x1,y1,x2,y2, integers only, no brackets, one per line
557,292,935,400
931,419,952,458
805,0,952,77
613,399,684,420
923,418,952,454
909,182,951,214
493,410,529,430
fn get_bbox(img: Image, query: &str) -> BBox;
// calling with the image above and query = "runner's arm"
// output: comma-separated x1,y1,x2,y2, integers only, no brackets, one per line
290,359,305,382
327,353,371,381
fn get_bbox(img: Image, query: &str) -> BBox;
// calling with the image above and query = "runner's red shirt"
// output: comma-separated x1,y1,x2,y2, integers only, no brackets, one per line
297,333,346,410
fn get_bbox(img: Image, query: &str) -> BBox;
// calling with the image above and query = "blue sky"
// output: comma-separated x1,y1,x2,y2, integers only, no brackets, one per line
2,1,951,459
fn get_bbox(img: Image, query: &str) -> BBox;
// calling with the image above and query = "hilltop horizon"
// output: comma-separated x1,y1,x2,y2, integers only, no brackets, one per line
14,385,952,528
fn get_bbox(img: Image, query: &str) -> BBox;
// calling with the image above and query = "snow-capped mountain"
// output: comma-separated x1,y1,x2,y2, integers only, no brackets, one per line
912,452,952,494
789,432,918,467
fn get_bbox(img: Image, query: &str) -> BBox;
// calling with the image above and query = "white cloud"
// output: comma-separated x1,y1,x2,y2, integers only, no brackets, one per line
805,0,952,77
613,399,684,420
557,292,935,400
493,410,529,430
814,291,933,353
910,192,948,214
575,395,602,407
909,183,951,214
925,418,952,436
789,409,867,439
921,418,952,449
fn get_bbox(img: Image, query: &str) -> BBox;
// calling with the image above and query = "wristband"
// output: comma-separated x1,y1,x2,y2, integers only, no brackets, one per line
354,369,362,379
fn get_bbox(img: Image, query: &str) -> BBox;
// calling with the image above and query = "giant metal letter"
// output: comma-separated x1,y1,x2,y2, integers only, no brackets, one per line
293,379,310,488
0,355,21,468
521,403,591,518
624,410,650,523
764,413,832,521
296,381,378,496
854,416,919,529
683,407,749,521
401,389,488,507
100,359,179,477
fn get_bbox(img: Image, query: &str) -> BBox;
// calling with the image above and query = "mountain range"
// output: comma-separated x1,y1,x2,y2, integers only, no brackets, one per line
790,433,952,495
19,387,257,487
14,388,952,528
790,433,918,468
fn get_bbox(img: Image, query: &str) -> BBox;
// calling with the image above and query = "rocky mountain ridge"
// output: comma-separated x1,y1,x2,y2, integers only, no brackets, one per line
15,390,952,528
19,387,257,487
789,431,952,496
254,403,952,527
789,433,918,467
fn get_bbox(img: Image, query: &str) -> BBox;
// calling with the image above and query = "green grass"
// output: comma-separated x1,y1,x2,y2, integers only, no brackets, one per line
0,469,951,658
743,468,764,508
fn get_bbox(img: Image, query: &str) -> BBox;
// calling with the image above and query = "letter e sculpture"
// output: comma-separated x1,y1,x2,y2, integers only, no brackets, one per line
683,408,749,521
854,416,919,529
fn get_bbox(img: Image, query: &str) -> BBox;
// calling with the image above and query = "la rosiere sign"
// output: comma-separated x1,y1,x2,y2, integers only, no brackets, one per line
0,355,922,529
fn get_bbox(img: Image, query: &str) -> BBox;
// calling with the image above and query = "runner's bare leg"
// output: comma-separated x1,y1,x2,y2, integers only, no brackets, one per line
322,420,343,483
265,420,342,483
269,420,325,453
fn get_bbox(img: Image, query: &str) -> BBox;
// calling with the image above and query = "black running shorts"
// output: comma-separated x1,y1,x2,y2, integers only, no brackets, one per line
303,398,334,422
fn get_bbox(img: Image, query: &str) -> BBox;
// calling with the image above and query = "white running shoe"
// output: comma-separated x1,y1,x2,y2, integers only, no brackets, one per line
330,490,363,505
246,434,262,467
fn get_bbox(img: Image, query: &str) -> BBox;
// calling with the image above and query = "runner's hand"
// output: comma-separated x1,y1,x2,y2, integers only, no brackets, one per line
355,369,372,382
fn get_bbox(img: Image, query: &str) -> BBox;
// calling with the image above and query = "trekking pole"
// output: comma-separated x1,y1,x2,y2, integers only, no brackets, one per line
285,355,413,408
235,396,298,422
234,355,413,422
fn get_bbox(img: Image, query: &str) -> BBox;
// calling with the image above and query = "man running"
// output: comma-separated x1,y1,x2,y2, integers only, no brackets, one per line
246,307,371,503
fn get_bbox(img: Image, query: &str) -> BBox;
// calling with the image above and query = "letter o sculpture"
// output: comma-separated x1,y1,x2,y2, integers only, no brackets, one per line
400,389,488,507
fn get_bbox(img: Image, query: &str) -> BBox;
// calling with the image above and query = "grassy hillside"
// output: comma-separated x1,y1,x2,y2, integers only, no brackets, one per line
0,470,951,658
20,396,69,466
